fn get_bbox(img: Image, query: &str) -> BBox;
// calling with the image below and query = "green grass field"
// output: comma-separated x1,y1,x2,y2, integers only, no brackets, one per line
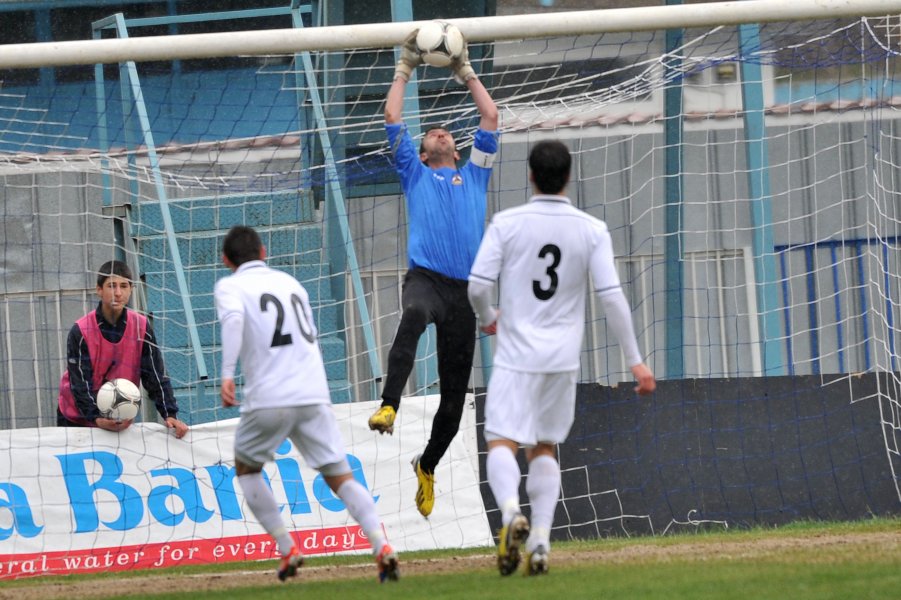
2,517,898,600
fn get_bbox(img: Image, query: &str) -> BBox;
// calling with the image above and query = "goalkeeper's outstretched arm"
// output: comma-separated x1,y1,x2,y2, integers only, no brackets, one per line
448,33,497,131
385,29,421,125
385,76,407,125
466,76,498,131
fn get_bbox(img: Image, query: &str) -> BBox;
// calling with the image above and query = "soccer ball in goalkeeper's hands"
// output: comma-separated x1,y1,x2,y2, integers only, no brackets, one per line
96,378,142,422
416,21,465,68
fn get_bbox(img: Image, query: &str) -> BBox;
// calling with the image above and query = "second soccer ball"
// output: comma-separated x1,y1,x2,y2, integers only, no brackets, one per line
416,21,464,68
96,378,142,421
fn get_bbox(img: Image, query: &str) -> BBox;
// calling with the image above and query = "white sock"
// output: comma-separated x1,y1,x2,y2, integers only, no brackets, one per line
487,446,522,527
336,479,386,554
525,454,560,552
238,472,295,556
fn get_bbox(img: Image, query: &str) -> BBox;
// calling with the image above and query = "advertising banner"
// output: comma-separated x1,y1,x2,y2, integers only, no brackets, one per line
0,396,492,579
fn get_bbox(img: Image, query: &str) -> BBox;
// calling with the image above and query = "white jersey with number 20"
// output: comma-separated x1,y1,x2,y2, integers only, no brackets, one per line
469,196,623,373
214,261,330,410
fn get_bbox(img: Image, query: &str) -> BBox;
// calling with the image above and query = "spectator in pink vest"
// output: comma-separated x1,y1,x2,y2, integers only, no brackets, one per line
57,260,189,438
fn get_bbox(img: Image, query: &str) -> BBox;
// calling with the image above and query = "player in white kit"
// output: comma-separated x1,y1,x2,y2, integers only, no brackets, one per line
214,225,399,583
468,140,656,576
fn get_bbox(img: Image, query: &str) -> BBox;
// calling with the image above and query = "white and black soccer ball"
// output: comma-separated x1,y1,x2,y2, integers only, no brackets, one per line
96,378,142,421
416,21,465,68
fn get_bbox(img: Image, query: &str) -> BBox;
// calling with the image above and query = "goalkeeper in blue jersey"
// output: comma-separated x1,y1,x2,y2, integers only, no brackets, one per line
367,28,499,518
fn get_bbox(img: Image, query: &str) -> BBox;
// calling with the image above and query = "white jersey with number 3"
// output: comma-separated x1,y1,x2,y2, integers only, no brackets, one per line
469,196,623,373
214,261,330,410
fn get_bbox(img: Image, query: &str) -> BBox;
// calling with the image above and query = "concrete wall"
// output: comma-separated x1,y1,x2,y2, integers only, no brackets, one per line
476,373,901,536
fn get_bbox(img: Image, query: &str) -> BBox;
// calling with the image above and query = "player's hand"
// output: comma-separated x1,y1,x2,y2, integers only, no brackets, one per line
449,35,476,84
395,29,422,82
479,309,499,335
630,363,656,396
95,417,133,432
220,378,239,408
165,416,190,439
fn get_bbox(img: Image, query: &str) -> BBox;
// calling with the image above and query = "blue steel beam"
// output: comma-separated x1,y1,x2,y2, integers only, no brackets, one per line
739,23,784,375
663,5,685,380
92,25,112,211
102,13,209,381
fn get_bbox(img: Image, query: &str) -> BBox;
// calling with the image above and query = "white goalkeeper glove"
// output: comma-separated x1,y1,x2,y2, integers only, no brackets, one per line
395,30,422,82
449,37,476,84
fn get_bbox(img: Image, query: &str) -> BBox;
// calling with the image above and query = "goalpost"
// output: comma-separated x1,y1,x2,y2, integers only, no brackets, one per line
0,0,899,578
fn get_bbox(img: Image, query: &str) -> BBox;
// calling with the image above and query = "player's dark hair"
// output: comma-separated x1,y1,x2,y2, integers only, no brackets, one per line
529,139,571,195
222,225,263,267
96,260,133,288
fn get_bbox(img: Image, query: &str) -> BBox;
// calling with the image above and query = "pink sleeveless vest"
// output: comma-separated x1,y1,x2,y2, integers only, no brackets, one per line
58,309,147,426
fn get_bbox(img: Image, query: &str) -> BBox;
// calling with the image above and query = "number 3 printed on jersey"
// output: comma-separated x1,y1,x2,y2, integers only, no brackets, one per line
260,293,316,347
532,243,561,301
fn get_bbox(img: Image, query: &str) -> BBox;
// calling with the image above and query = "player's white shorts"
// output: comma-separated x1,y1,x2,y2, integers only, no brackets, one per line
483,366,578,446
235,404,350,476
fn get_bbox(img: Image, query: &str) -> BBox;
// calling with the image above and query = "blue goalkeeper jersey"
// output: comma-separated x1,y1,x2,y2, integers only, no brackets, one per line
386,123,498,280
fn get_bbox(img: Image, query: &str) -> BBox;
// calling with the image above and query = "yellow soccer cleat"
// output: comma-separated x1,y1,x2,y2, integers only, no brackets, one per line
497,513,529,576
368,405,396,435
411,454,435,517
